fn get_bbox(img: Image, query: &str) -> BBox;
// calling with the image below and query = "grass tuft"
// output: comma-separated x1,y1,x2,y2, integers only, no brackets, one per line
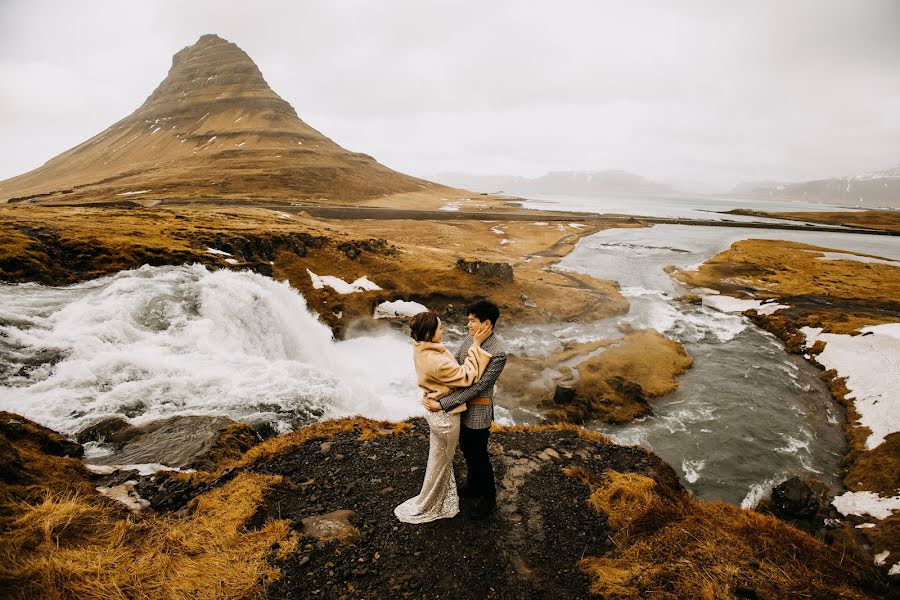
569,469,879,599
0,473,296,599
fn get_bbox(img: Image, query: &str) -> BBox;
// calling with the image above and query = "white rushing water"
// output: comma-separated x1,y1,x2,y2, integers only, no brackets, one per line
0,265,422,435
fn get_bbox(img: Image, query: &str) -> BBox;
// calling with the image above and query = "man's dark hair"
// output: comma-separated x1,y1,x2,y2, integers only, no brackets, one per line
467,299,500,327
409,311,439,342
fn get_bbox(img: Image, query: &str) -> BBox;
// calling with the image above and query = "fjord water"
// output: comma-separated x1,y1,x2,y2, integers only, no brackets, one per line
519,191,864,222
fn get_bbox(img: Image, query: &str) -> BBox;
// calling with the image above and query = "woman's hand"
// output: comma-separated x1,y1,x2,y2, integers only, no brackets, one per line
472,321,492,346
422,395,443,412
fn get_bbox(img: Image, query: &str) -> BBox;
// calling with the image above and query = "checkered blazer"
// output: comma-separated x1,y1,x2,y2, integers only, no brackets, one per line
439,333,507,429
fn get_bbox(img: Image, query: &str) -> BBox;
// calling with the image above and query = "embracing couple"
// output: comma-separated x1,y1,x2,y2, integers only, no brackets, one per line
394,299,507,524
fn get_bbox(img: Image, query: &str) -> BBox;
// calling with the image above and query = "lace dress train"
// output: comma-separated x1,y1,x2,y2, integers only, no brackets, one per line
394,410,460,523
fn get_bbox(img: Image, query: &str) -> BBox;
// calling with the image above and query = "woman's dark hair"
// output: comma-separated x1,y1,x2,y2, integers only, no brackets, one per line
409,311,439,342
466,299,500,326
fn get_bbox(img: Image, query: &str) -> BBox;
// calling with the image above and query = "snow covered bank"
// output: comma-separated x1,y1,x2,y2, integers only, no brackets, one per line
701,295,789,316
801,324,900,450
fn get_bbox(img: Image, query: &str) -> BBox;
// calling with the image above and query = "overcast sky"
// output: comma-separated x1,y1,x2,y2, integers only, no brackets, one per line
2,0,899,191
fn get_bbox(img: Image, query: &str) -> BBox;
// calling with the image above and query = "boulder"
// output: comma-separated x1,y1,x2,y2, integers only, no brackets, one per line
76,416,137,446
85,415,261,471
301,509,357,541
455,259,514,282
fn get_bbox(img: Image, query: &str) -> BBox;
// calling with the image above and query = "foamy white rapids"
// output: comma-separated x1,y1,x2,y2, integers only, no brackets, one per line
0,265,423,435
681,459,706,484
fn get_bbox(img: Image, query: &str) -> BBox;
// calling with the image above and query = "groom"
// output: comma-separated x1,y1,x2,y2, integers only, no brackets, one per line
423,299,507,520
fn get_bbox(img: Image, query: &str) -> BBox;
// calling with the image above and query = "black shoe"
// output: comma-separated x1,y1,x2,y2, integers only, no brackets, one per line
458,485,478,499
467,498,496,520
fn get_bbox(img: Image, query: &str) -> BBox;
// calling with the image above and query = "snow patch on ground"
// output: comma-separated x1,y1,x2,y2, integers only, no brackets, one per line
832,491,900,520
801,324,900,449
490,226,506,235
811,251,900,267
701,295,788,316
374,300,429,319
206,248,232,257
117,190,151,196
307,269,381,294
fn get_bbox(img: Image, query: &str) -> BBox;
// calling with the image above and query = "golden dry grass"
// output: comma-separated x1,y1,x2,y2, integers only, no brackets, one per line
673,239,900,334
0,472,297,600
570,470,877,599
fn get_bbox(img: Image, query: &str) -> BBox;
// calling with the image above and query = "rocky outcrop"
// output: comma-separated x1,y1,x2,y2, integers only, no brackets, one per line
80,415,262,472
542,329,693,424
758,477,838,539
455,258,514,281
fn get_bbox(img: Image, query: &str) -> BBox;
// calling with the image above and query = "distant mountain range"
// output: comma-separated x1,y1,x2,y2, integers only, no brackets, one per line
0,34,442,205
433,170,671,196
733,165,900,208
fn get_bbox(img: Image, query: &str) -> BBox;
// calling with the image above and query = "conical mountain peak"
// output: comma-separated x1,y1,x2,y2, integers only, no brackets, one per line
140,34,291,116
0,35,434,205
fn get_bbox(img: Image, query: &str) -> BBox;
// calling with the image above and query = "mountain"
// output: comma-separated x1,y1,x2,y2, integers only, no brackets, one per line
433,170,671,195
0,34,438,205
734,165,900,208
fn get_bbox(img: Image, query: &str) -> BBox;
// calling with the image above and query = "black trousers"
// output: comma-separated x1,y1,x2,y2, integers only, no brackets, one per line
459,424,496,502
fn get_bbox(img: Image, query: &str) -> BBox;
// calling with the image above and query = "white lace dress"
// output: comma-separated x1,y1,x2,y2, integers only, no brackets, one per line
394,409,461,523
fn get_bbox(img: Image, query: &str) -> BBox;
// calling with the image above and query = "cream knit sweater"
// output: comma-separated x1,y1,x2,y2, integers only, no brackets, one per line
413,341,493,414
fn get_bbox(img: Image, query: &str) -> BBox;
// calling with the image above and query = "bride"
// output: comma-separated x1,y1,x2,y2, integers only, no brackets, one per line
394,311,492,524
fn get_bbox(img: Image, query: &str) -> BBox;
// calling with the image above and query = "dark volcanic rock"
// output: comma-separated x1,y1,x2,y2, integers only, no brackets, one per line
759,476,838,540
257,420,679,599
770,477,822,519
76,416,137,446
455,259,514,282
85,415,261,471
133,466,242,513
551,384,577,405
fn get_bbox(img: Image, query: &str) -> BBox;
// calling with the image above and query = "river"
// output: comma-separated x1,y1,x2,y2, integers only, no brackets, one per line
1,196,896,506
